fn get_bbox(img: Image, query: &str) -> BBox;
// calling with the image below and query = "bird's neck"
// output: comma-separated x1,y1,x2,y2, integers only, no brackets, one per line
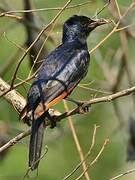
62,30,87,45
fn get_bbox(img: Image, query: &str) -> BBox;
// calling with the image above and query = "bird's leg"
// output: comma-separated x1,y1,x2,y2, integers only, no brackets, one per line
66,97,90,114
40,95,56,128
45,111,56,129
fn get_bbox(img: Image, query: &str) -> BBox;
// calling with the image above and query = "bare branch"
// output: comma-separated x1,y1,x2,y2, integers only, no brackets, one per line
2,1,91,14
89,1,135,54
0,12,22,20
0,129,30,153
58,85,135,120
110,168,135,180
0,77,26,113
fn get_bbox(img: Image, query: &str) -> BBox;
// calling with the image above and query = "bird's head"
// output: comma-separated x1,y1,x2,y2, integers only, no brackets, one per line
62,15,109,43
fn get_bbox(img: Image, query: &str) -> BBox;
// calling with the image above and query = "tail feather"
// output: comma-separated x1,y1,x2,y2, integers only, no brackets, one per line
29,115,45,170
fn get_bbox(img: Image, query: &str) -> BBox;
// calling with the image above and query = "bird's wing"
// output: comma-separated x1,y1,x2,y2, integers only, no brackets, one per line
21,42,90,119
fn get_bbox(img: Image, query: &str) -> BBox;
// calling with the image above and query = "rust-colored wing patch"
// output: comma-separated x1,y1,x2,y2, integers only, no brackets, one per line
20,82,78,121
35,83,77,117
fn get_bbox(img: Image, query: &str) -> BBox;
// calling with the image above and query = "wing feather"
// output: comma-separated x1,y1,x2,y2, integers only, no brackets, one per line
26,42,90,116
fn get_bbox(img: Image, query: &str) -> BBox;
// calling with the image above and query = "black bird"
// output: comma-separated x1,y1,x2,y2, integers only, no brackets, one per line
20,15,108,170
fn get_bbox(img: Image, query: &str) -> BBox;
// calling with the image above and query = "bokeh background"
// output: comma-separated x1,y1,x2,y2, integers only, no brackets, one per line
0,0,135,179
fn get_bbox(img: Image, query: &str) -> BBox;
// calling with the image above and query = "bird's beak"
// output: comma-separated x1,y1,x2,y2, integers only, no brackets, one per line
89,18,110,28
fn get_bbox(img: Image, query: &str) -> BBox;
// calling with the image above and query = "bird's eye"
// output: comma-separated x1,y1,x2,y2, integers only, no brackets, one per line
81,21,86,26
81,22,86,26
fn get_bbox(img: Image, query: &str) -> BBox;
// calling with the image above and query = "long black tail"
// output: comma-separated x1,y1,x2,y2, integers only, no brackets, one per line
29,115,45,170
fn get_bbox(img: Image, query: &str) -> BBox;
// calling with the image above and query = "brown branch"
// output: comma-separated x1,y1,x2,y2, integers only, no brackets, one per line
0,12,22,20
63,100,90,180
0,77,26,113
58,85,135,120
0,76,61,116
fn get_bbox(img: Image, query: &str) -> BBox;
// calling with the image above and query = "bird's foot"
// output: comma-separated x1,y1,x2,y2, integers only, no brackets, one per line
22,112,32,126
46,111,56,129
50,119,56,129
66,97,90,114
24,118,32,126
78,105,90,114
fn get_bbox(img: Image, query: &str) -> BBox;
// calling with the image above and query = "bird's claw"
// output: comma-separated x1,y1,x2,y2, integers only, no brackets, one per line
78,105,90,114
50,119,56,129
45,111,57,129
23,117,32,126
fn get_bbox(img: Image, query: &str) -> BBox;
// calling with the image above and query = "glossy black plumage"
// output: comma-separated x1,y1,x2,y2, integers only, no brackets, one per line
27,41,90,112
21,15,108,170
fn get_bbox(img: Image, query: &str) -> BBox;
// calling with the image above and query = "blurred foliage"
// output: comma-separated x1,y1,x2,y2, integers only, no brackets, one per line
0,0,135,180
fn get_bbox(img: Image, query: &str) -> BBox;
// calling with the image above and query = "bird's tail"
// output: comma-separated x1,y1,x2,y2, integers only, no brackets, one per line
29,114,45,170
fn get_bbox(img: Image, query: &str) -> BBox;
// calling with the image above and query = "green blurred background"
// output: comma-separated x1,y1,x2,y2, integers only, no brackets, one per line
0,0,135,179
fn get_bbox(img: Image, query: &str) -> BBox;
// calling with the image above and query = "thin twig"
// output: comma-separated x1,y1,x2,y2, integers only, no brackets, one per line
89,1,135,54
58,85,135,120
2,1,91,14
63,125,99,180
0,129,30,153
110,168,135,180
28,19,57,77
90,139,109,166
63,100,90,180
76,139,109,180
0,12,22,19
114,0,121,18
10,0,73,88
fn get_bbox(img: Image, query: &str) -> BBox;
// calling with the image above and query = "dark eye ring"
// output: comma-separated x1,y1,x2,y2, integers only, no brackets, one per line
81,22,86,26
